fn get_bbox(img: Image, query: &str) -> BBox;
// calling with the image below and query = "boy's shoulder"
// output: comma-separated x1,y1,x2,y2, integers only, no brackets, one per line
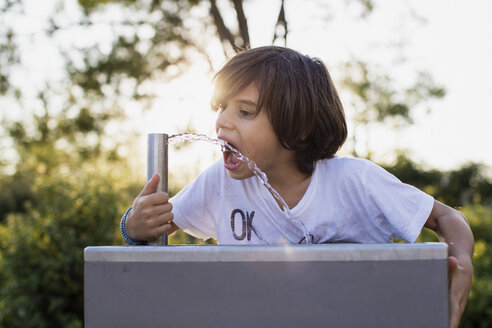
318,156,378,173
316,156,390,185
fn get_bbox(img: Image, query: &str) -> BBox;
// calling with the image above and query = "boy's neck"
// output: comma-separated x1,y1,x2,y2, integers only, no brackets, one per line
269,167,312,210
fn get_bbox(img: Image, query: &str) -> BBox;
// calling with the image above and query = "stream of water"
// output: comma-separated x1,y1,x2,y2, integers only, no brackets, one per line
168,132,312,244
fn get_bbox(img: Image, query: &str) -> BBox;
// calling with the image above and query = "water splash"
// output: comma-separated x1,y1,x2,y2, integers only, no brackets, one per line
168,132,312,244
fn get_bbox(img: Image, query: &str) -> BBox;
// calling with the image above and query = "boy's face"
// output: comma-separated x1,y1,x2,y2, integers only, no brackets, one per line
216,83,296,180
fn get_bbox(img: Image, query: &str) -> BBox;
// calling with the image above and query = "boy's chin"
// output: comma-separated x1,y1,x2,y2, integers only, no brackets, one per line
225,169,255,180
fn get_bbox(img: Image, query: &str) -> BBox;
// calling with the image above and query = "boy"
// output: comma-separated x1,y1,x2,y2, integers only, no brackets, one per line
122,46,473,328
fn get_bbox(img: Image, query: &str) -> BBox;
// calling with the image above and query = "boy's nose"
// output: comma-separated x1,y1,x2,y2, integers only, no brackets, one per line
215,109,234,133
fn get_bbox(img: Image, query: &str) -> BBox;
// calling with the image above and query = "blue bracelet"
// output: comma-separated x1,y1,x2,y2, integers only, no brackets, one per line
120,207,139,245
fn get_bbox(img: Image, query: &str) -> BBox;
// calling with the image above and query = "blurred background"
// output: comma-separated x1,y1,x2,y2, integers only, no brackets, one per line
1,0,491,327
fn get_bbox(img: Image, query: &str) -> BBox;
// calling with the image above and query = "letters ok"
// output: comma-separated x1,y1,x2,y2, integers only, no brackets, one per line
230,209,255,241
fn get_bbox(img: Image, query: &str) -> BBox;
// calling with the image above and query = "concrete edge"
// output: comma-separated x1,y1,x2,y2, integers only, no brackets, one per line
84,243,448,263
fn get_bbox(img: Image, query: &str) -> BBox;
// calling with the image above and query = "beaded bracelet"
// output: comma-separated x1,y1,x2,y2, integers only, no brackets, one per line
120,207,139,245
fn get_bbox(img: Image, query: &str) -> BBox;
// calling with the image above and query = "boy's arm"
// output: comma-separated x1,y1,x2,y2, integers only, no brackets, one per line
424,200,474,328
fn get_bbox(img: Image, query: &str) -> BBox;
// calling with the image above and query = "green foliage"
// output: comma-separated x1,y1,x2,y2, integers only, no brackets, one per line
64,0,205,108
0,0,208,322
386,156,492,327
383,154,492,208
341,61,446,157
78,0,114,13
0,1,20,96
458,205,492,327
0,171,136,328
169,229,217,245
0,170,34,222
342,61,445,127
0,111,126,223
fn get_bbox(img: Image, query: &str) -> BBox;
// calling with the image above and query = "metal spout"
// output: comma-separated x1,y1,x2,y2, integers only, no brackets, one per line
147,133,168,245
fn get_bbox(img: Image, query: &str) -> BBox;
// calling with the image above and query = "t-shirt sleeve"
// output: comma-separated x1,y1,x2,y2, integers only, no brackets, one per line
360,160,435,242
171,162,222,241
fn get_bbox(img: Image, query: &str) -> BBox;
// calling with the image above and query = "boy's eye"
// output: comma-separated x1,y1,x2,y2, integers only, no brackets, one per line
239,109,254,117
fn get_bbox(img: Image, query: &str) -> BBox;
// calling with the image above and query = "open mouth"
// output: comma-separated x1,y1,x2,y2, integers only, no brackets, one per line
222,142,242,171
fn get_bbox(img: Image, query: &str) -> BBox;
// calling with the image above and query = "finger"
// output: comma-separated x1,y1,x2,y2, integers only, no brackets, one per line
448,293,460,328
138,174,160,197
150,217,176,238
154,221,175,237
449,295,461,328
153,202,173,215
448,256,465,328
148,191,170,205
139,192,169,207
449,312,459,328
148,211,174,227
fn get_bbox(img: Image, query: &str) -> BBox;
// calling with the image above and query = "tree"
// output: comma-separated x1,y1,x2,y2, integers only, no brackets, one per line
64,0,446,159
0,0,20,97
58,0,289,108
0,171,138,327
341,61,445,158
384,155,492,327
383,154,492,209
0,0,377,219
459,204,492,327
0,85,131,222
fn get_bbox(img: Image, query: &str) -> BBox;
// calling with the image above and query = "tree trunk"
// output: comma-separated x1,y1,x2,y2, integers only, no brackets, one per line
209,0,288,56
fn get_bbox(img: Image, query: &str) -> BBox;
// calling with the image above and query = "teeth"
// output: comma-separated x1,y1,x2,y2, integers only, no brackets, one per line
221,142,237,152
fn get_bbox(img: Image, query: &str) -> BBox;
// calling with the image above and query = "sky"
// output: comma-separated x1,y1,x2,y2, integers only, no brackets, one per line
2,0,492,176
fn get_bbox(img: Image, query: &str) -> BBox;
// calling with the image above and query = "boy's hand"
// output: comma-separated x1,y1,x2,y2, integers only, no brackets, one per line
424,200,474,328
448,255,473,328
126,174,174,241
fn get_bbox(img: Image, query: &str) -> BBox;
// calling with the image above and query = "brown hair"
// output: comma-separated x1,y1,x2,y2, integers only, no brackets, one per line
211,46,347,174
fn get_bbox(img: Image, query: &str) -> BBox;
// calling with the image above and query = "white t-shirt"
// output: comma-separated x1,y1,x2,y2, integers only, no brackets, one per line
171,156,435,245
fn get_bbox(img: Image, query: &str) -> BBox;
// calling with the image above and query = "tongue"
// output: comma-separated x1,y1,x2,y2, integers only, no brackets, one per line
229,153,240,165
224,151,241,170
